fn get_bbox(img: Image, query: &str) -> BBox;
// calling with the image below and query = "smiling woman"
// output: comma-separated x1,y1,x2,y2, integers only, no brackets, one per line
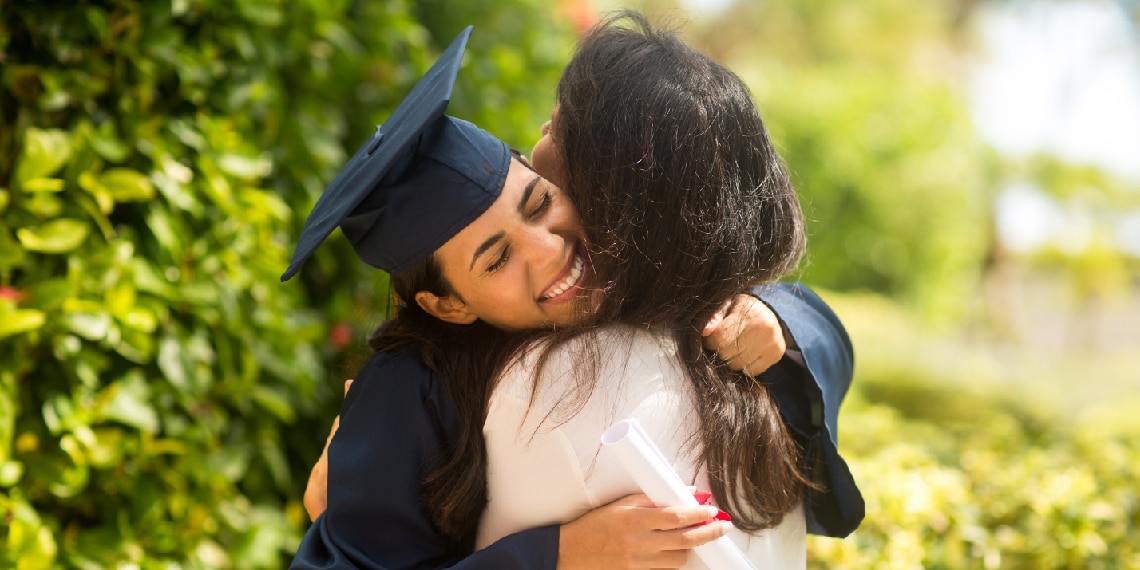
285,27,742,569
418,153,595,331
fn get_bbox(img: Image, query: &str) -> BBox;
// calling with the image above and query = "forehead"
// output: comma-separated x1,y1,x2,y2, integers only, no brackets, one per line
433,158,537,262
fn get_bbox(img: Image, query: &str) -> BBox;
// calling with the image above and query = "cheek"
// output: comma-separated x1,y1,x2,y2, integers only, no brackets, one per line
531,137,568,190
555,198,584,234
459,271,533,314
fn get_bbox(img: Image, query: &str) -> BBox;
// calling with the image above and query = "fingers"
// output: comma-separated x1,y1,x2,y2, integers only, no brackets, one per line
704,295,786,377
643,505,722,531
702,300,731,336
602,493,658,510
653,519,731,549
558,495,731,570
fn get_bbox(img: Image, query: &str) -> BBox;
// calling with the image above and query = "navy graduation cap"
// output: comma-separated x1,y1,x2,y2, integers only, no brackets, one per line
281,26,510,280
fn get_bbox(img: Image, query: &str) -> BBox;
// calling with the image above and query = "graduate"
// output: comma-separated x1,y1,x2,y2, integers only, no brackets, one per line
284,21,861,570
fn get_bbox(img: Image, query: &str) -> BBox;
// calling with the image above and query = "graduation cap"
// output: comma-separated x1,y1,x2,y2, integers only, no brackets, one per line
281,25,510,280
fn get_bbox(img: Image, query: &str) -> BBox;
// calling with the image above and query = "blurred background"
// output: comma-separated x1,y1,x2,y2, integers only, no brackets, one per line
1,0,1137,567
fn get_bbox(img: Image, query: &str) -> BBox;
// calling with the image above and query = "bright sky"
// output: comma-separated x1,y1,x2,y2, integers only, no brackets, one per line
677,0,733,15
973,1,1140,253
675,0,1140,180
676,0,1140,253
970,0,1140,181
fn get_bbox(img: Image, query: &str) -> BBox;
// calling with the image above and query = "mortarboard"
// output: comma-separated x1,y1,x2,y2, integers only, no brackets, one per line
281,25,510,280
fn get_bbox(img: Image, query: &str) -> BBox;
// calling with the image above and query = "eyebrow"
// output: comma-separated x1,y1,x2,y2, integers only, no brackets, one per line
469,175,543,272
470,231,506,271
518,176,541,216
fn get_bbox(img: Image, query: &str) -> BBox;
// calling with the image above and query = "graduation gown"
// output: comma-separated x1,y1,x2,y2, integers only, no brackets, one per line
754,283,865,538
291,282,862,569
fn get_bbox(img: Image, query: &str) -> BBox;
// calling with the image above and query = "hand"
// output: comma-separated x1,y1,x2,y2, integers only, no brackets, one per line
702,294,786,377
557,494,731,570
303,379,353,522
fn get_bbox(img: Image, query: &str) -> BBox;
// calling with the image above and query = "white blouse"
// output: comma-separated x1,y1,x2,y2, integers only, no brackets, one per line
477,327,805,569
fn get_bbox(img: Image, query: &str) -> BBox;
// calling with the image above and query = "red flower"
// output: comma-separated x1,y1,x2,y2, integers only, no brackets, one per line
0,286,26,304
329,322,352,351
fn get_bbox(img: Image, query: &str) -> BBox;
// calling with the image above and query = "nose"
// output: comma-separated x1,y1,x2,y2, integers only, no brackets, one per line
519,222,568,276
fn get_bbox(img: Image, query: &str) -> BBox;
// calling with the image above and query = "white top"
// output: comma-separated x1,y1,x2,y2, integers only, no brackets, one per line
477,327,806,569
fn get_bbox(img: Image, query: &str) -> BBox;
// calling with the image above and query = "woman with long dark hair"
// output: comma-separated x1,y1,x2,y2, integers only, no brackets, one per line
479,12,813,567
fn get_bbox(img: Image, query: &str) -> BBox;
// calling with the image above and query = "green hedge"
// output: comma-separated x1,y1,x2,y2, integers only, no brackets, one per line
807,293,1140,569
0,1,573,567
809,402,1140,569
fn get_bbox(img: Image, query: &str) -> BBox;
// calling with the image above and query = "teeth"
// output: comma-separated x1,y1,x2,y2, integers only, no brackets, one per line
543,254,584,299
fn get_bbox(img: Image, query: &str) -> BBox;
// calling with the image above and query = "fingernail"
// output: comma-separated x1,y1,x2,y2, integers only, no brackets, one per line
715,509,732,522
707,506,719,519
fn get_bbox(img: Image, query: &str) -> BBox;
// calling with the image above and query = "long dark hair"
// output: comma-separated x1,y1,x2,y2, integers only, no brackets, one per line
368,255,538,555
544,11,809,530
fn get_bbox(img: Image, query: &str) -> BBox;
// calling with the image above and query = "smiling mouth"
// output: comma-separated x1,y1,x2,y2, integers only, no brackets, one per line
540,252,585,300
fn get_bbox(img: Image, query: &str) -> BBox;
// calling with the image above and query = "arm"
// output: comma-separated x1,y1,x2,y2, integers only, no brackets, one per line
293,351,724,570
292,351,559,570
752,282,865,538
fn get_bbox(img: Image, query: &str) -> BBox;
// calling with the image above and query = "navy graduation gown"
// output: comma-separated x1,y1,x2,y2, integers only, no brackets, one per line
755,282,865,538
291,282,862,569
291,351,558,569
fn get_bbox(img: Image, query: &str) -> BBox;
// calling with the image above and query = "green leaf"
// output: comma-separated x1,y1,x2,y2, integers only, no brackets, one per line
250,385,295,423
116,328,155,363
21,177,66,193
99,371,159,434
14,128,71,189
218,153,271,180
82,427,126,469
16,219,91,253
121,308,157,333
0,460,23,486
0,225,26,268
0,309,46,339
78,171,115,214
100,168,155,202
26,279,72,312
158,336,190,391
61,311,112,341
4,497,58,567
0,385,14,465
237,0,284,27
51,434,90,498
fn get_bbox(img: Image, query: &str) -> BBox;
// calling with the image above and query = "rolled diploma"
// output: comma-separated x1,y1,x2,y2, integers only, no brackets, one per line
600,418,757,570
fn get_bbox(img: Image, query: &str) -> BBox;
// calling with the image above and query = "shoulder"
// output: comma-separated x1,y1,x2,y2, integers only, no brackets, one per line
345,347,449,412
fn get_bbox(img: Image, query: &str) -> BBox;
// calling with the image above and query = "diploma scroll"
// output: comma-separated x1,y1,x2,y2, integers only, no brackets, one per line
600,418,757,570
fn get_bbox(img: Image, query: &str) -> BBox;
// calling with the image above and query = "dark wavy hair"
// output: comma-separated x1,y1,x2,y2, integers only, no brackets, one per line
545,10,808,530
369,257,533,556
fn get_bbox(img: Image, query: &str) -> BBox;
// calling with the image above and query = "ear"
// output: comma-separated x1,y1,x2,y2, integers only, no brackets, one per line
414,291,478,325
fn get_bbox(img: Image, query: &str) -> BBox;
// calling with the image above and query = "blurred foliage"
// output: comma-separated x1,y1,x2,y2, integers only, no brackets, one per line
809,401,1140,569
806,291,1140,569
709,0,995,322
0,0,573,566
